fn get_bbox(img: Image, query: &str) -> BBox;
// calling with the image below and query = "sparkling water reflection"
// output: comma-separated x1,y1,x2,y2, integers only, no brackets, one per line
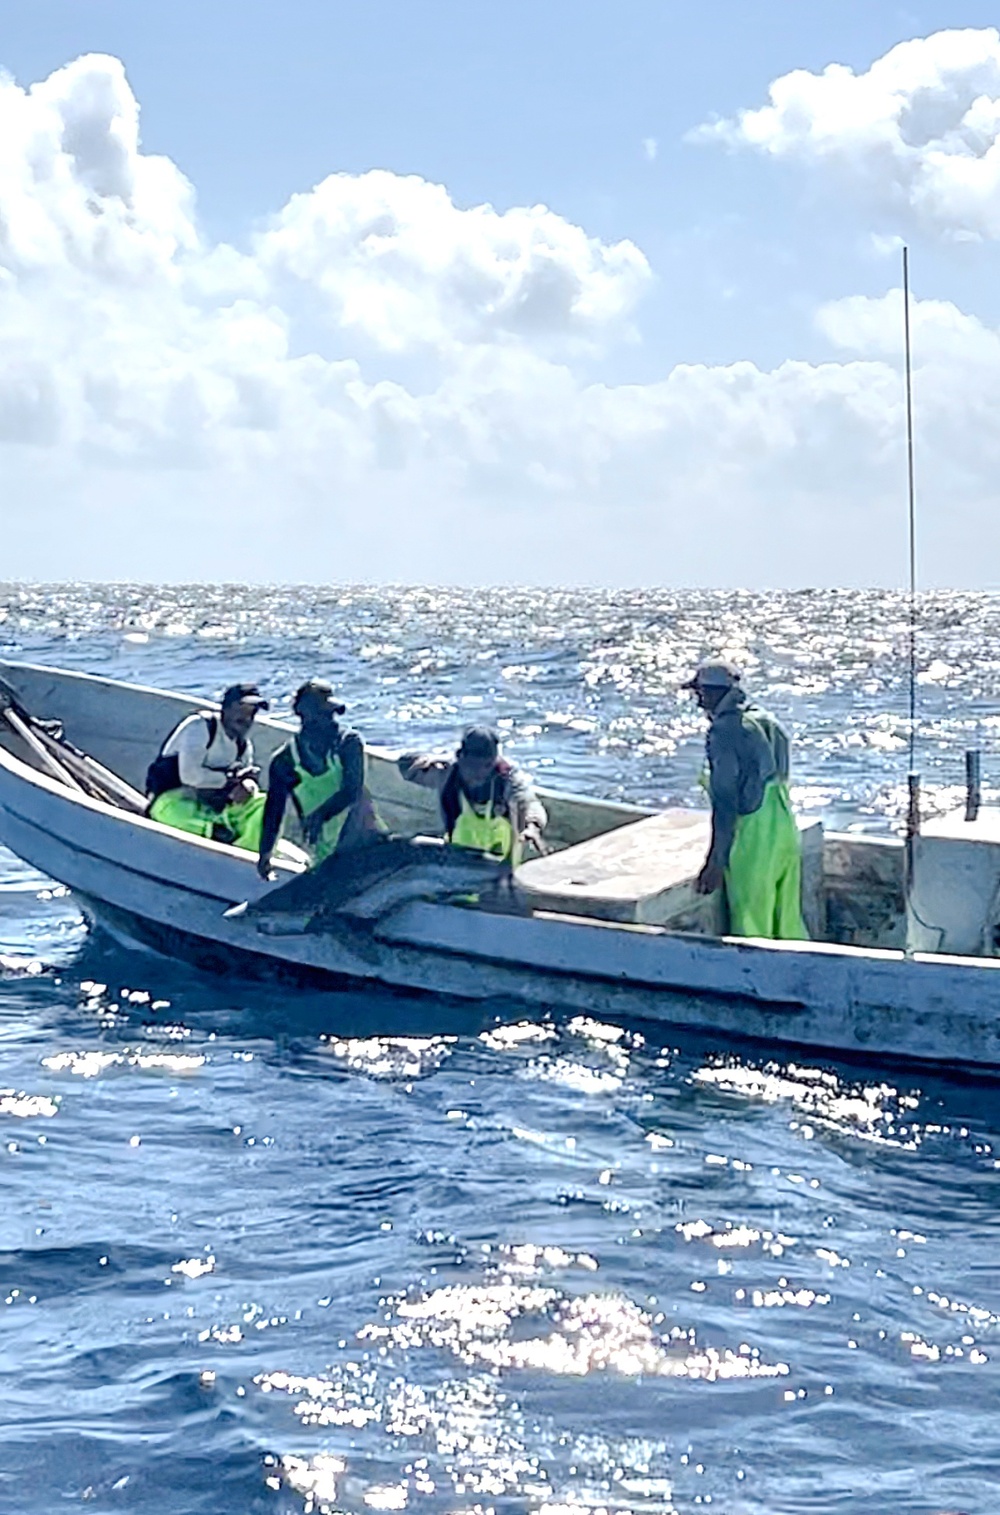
5,581,1000,827
1,586,1000,1513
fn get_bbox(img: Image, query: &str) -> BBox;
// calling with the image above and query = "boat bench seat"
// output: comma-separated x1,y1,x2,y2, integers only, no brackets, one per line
516,808,823,936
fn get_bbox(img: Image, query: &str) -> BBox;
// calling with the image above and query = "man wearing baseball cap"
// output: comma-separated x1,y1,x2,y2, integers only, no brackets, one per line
146,683,269,849
398,724,547,864
684,659,807,939
257,679,380,879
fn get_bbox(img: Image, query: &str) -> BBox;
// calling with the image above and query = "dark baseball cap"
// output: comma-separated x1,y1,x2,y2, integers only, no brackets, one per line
293,678,346,716
221,682,269,710
458,724,500,759
681,659,742,691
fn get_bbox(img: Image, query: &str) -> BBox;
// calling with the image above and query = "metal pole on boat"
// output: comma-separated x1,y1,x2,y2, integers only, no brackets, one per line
902,248,921,909
965,749,982,822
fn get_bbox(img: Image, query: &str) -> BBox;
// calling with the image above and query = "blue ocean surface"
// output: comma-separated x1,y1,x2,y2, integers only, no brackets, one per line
1,585,998,1515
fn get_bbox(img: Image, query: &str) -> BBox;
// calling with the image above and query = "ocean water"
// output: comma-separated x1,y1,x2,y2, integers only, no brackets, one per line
1,584,999,1515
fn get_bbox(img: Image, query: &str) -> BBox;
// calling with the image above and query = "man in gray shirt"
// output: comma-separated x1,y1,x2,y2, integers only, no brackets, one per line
686,660,807,939
399,725,546,864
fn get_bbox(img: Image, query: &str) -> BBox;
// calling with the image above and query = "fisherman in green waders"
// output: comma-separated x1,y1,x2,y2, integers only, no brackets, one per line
686,660,808,940
256,680,380,880
146,683,269,850
398,725,547,864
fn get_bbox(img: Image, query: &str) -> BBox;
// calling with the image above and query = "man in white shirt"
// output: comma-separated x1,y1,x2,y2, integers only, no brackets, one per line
146,683,269,850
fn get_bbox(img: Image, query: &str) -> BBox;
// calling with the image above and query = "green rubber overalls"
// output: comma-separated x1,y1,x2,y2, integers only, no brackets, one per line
451,792,517,863
149,788,265,851
291,738,350,864
711,708,808,941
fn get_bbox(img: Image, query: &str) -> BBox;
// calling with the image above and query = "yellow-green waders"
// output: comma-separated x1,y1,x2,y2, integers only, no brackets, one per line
148,789,265,851
704,705,808,941
725,779,807,940
450,794,518,863
291,739,350,863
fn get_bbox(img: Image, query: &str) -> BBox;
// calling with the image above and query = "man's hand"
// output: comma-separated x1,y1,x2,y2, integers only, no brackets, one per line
695,859,725,895
227,777,258,807
520,820,547,856
404,755,447,777
257,853,276,882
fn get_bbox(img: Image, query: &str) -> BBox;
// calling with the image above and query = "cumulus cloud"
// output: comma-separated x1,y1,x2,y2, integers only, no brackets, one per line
256,171,651,351
0,53,197,274
2,50,1000,586
693,27,1000,240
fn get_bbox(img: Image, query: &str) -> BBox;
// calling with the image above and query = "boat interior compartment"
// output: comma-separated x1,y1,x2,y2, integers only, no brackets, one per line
515,809,825,937
823,832,905,950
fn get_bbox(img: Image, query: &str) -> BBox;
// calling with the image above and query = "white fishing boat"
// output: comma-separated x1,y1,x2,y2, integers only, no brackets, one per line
1,658,999,1071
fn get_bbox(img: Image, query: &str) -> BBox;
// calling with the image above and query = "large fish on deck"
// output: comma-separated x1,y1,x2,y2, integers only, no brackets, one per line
238,836,514,934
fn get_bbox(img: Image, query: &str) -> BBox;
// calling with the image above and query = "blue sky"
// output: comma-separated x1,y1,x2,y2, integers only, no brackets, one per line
2,2,1000,583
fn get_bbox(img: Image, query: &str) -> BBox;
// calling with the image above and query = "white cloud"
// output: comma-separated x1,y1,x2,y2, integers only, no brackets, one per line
642,137,658,162
694,28,1000,240
0,53,197,274
256,170,651,352
2,51,1000,586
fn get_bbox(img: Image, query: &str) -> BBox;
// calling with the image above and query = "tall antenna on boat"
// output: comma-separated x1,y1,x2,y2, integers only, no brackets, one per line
902,247,921,858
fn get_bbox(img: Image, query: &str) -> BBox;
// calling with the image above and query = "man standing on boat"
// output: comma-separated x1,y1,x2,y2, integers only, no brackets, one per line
685,660,807,940
399,724,547,864
257,679,380,879
146,683,268,850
